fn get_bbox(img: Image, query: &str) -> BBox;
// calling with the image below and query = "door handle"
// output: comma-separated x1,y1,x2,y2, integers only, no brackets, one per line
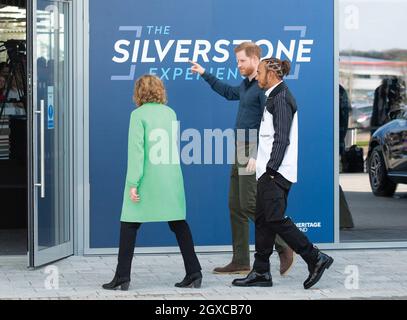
34,100,45,198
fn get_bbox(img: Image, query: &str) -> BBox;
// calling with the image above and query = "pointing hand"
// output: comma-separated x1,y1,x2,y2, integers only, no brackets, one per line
189,60,205,75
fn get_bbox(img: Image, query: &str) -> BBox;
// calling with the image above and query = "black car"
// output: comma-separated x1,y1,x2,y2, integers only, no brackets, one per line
367,105,407,197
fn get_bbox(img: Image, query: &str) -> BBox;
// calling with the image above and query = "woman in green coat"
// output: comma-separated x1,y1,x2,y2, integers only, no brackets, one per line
102,75,202,291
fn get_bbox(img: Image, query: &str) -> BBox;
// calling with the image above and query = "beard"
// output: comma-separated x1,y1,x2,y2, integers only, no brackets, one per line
240,65,255,77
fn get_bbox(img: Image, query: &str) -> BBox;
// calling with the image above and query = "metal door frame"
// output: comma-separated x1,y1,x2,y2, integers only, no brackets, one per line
27,0,74,268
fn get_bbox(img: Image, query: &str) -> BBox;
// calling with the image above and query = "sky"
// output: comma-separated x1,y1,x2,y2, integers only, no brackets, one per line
339,0,407,51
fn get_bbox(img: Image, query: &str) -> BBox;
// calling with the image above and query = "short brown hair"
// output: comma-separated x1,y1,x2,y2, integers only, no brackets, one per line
234,42,262,59
133,74,167,107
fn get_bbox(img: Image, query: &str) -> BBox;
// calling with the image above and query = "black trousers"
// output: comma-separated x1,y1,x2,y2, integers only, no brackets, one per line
253,173,318,273
116,220,202,280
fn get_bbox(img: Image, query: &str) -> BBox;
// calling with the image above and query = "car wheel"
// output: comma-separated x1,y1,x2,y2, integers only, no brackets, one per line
368,146,397,197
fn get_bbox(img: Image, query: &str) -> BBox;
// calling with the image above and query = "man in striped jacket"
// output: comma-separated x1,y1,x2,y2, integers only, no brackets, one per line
190,42,294,276
232,58,334,289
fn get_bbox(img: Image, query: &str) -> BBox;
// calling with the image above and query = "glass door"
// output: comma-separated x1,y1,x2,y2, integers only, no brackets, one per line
28,0,73,268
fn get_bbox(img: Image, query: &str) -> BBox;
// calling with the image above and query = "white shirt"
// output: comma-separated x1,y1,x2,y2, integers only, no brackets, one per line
256,83,298,183
264,81,283,98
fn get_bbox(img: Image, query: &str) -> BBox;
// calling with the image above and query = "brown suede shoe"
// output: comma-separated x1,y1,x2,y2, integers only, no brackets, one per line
213,262,251,275
279,247,295,276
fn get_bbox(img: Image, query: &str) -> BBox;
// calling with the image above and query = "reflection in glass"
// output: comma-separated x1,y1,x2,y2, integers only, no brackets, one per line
339,0,407,243
36,0,70,250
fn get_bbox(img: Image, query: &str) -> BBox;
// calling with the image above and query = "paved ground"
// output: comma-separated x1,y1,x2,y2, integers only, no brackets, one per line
340,173,407,242
1,249,407,300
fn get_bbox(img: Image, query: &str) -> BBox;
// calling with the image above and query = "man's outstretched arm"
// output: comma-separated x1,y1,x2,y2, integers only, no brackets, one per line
190,60,240,101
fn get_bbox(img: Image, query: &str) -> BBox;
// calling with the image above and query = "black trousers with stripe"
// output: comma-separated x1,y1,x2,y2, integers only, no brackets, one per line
253,173,318,273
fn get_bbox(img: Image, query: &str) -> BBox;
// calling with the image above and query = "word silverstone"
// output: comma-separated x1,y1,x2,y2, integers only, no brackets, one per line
111,25,314,81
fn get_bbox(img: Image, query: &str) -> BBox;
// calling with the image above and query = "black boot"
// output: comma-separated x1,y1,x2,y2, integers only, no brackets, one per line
175,271,202,288
102,275,130,291
232,270,273,287
303,251,334,289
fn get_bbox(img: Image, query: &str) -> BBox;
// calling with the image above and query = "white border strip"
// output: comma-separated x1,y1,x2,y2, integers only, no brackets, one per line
334,0,340,243
84,241,407,256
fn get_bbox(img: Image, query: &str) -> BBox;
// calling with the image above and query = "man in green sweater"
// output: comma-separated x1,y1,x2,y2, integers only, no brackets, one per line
190,42,294,275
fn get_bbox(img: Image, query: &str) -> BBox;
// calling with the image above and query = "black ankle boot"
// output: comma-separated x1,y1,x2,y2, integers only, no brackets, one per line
175,271,202,288
102,275,130,291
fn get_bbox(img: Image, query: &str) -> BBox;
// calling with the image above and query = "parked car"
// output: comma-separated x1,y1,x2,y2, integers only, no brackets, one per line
350,103,373,129
367,105,407,196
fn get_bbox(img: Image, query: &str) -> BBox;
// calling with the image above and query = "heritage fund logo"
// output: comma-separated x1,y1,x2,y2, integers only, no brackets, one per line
111,25,314,81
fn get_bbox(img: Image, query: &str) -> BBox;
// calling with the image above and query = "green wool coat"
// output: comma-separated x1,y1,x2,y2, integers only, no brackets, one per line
120,103,186,223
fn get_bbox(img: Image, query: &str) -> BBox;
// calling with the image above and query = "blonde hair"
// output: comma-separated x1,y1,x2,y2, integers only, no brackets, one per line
133,75,167,107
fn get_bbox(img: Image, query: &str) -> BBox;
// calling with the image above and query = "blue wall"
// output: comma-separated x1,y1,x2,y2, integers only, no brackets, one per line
89,0,335,248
